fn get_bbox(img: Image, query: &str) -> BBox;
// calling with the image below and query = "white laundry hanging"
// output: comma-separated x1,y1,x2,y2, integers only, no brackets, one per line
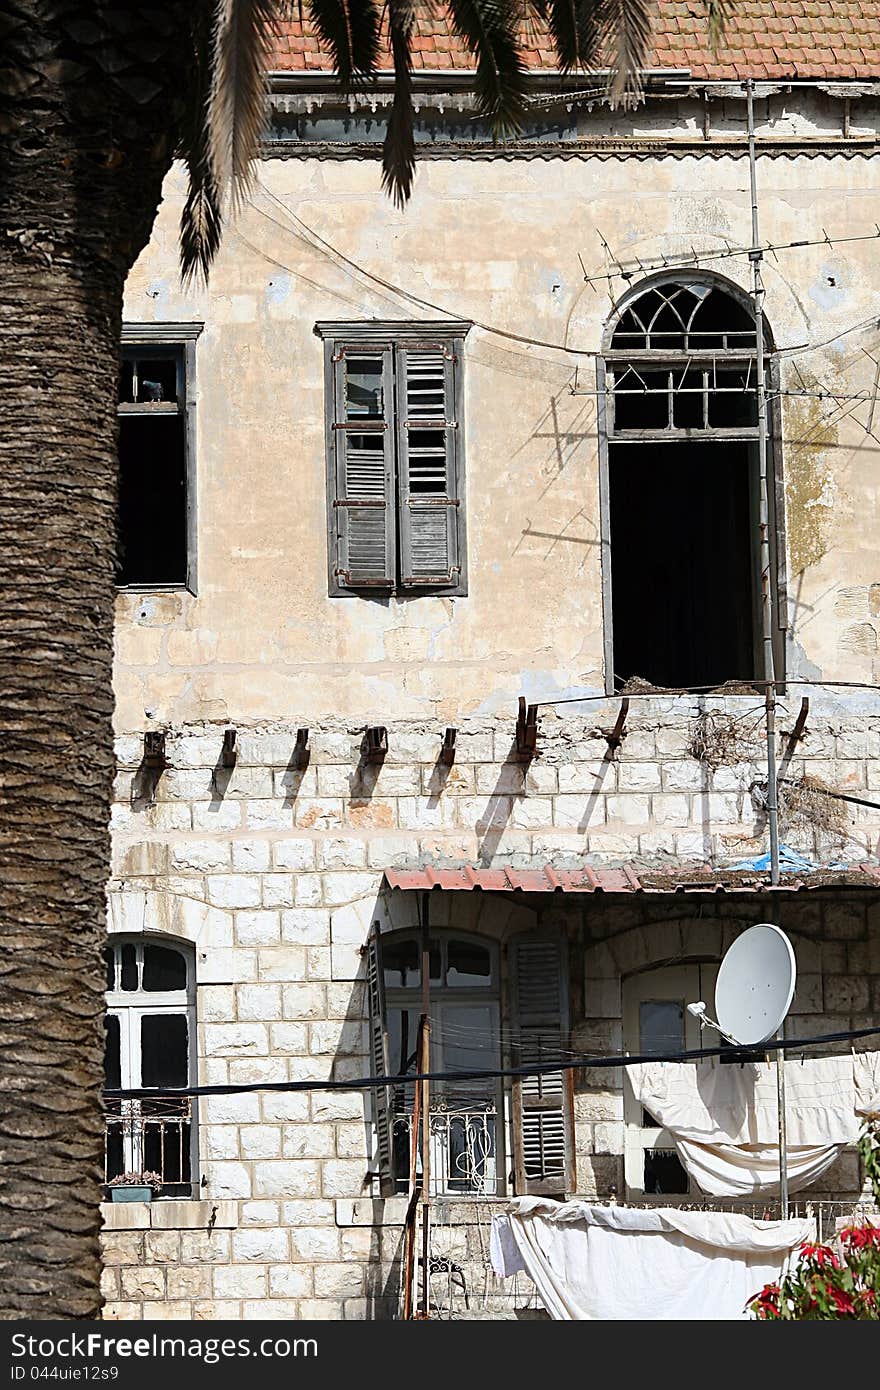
490,1199,813,1320
625,1051,880,1197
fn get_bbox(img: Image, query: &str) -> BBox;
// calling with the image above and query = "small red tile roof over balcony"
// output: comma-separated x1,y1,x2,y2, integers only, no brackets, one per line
269,4,880,82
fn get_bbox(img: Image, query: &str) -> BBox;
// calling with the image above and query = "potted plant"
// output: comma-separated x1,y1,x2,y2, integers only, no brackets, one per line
107,1171,163,1203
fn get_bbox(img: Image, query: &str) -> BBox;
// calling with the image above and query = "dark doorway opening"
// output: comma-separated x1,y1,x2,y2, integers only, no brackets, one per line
609,441,757,690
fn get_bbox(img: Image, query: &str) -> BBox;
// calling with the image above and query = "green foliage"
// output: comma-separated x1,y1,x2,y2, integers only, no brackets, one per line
748,1120,880,1321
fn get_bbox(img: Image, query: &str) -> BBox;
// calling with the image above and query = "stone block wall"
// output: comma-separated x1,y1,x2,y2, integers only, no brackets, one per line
101,701,880,1318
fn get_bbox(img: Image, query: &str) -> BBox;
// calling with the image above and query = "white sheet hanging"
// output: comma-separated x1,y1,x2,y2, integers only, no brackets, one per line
490,1200,813,1320
625,1051,880,1197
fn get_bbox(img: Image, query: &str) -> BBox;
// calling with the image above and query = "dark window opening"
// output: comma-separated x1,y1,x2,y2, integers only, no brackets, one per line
604,278,782,694
609,441,757,690
117,345,188,588
142,944,187,993
644,1148,690,1194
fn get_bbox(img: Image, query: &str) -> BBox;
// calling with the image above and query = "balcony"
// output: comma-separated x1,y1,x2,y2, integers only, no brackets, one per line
393,1095,499,1197
104,1095,193,1198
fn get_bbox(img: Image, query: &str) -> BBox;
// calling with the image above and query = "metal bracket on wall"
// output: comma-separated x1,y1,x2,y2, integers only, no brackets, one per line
440,728,457,766
143,731,167,772
783,697,810,757
221,728,237,769
602,698,630,758
515,697,539,759
364,726,388,763
293,727,310,769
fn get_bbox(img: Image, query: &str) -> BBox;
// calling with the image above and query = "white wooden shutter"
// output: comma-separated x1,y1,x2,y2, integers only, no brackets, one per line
395,341,463,589
330,346,396,589
366,923,394,1195
510,930,574,1196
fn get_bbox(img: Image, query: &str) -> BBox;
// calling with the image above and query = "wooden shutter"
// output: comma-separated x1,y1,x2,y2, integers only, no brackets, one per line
395,341,463,590
329,345,396,590
366,923,395,1195
510,930,575,1196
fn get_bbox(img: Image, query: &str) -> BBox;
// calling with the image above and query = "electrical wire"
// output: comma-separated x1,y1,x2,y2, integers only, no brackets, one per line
103,1021,880,1101
247,181,880,368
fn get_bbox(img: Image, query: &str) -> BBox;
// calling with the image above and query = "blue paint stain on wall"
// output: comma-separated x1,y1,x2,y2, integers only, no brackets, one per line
808,264,847,312
266,273,291,305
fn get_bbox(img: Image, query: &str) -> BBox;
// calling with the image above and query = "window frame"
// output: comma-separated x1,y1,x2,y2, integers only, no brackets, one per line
104,936,198,1198
117,322,202,595
315,320,471,598
622,962,719,1198
370,927,505,1198
596,274,788,695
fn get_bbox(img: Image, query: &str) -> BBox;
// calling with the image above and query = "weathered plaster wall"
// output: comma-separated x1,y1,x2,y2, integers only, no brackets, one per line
116,145,880,729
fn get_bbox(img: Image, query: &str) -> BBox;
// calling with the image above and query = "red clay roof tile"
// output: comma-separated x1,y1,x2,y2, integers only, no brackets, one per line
268,4,880,80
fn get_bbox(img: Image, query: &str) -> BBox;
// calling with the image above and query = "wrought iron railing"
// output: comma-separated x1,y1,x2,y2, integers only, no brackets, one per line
393,1095,498,1196
104,1095,193,1196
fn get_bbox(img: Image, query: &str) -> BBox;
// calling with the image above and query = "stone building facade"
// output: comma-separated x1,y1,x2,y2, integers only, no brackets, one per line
101,8,880,1319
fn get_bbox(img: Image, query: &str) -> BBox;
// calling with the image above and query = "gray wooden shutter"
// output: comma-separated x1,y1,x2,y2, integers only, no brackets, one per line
510,930,574,1196
330,345,396,590
395,341,463,589
366,923,395,1195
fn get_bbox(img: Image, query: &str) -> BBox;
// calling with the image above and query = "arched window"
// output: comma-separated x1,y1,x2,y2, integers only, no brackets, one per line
599,275,785,691
103,938,196,1197
381,931,502,1195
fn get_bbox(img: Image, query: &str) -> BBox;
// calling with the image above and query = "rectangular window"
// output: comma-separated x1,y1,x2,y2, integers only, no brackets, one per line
316,321,470,596
117,324,201,591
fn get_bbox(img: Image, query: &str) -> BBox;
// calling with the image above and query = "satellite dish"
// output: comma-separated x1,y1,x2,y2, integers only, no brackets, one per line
714,923,796,1047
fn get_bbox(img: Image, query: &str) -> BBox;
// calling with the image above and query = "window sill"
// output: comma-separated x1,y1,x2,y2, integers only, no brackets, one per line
100,1199,238,1231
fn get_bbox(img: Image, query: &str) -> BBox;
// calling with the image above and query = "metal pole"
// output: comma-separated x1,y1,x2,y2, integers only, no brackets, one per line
746,78,781,889
776,1032,789,1218
419,893,431,1317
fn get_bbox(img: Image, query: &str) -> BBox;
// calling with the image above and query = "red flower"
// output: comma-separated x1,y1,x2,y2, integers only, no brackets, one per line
830,1287,856,1316
799,1240,841,1270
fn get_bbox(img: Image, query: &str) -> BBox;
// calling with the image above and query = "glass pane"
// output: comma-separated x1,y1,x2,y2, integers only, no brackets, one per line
384,938,420,989
104,947,116,991
103,1015,121,1090
135,355,178,404
639,1000,684,1055
120,944,138,992
383,937,441,989
345,357,384,418
140,1014,188,1089
446,939,492,987
387,1007,421,1078
142,944,187,992
439,1004,496,1089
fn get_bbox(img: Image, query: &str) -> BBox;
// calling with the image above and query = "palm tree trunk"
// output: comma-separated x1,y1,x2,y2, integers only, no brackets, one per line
0,0,211,1319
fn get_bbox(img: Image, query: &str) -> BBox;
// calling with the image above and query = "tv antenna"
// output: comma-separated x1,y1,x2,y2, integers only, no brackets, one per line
688,923,797,1216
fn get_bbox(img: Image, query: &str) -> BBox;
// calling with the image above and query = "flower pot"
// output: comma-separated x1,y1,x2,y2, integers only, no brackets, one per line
110,1186,153,1203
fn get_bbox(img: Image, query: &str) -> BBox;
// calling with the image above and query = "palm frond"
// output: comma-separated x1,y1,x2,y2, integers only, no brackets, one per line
595,0,654,106
447,0,527,138
180,165,224,284
704,0,731,50
179,4,224,283
381,0,416,207
307,0,381,86
208,0,277,207
532,0,602,72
